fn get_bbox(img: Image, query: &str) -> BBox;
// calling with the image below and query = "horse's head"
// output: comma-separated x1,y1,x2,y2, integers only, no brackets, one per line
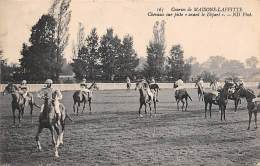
52,90,60,101
89,82,99,90
173,82,178,89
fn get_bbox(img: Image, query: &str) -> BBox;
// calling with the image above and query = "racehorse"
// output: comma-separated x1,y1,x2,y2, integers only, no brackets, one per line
135,82,156,117
3,83,39,126
35,90,67,158
218,82,234,121
236,85,259,130
203,82,233,120
173,83,192,111
72,82,98,115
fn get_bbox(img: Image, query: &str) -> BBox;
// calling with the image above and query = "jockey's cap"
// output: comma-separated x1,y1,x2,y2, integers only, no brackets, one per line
45,79,53,84
22,80,27,84
82,78,86,82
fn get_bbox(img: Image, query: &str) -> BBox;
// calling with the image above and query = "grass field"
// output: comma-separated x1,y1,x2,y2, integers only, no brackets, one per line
0,89,260,166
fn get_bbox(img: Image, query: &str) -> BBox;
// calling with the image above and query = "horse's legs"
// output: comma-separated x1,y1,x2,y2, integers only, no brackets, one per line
59,120,65,145
177,100,180,111
138,103,143,115
181,100,185,112
149,103,152,116
205,102,208,118
73,101,76,113
35,126,43,151
50,126,59,157
224,105,226,121
220,105,223,121
254,111,257,129
18,107,23,127
247,110,252,130
209,103,212,118
144,103,147,114
54,125,61,147
82,100,86,113
89,98,92,114
185,98,188,111
29,102,33,123
234,99,237,112
153,100,156,114
12,104,16,126
77,102,80,115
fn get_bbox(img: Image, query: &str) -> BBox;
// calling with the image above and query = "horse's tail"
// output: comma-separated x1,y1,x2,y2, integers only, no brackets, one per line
65,113,73,122
187,92,192,101
33,102,41,108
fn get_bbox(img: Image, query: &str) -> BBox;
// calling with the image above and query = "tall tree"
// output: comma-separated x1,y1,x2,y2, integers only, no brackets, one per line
71,23,87,80
144,20,166,79
167,45,185,81
117,35,139,79
49,0,71,79
99,28,121,80
20,15,57,81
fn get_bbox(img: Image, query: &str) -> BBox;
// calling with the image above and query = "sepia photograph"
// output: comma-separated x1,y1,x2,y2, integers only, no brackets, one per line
0,0,260,165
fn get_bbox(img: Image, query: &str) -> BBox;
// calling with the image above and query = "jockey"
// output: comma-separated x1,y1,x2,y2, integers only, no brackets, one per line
80,78,90,99
150,77,159,102
197,78,204,91
126,76,131,89
18,80,30,105
150,77,156,85
210,79,219,99
37,79,62,124
141,78,153,100
175,78,184,90
126,77,131,84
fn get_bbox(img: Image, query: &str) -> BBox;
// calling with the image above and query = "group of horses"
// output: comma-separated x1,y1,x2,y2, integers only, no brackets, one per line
3,82,97,158
195,81,259,129
2,80,259,158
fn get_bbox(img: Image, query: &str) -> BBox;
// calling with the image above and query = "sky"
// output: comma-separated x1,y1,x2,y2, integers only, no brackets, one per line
0,0,260,65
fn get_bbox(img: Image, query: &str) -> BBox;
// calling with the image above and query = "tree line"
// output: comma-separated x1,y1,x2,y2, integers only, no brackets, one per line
2,0,259,83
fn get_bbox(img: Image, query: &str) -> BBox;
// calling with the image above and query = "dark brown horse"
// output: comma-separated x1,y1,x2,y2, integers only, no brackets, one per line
236,85,258,130
135,82,156,117
3,83,25,127
35,90,67,158
218,82,233,121
3,83,39,124
173,83,192,111
72,82,98,115
203,82,233,120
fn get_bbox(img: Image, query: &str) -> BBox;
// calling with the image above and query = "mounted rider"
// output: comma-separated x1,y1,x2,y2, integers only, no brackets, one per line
149,77,159,102
174,78,185,98
126,76,131,89
80,78,90,100
141,78,153,101
18,80,30,105
209,79,220,100
37,79,62,125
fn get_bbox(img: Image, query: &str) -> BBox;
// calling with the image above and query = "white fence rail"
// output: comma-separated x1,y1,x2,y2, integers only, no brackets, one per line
0,82,258,92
